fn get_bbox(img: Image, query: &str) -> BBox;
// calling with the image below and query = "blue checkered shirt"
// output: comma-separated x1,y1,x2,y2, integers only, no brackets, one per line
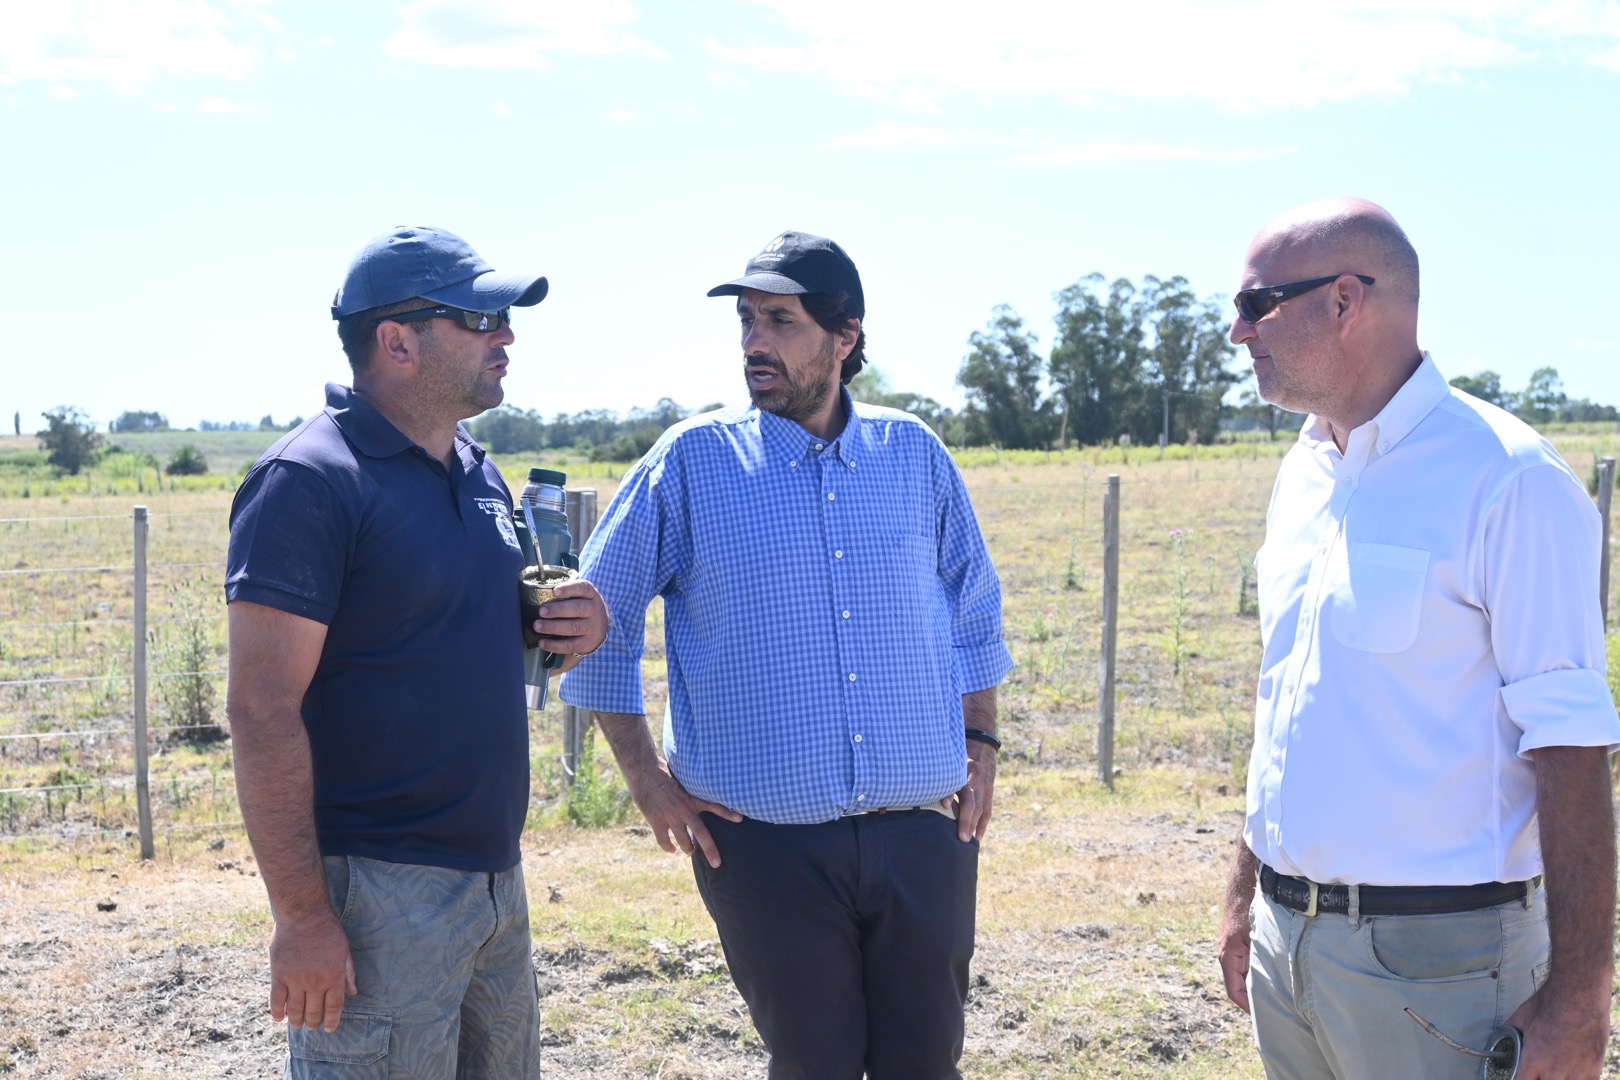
559,392,1014,824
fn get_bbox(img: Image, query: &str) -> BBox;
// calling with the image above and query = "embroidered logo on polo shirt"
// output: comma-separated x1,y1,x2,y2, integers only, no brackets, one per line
474,498,522,552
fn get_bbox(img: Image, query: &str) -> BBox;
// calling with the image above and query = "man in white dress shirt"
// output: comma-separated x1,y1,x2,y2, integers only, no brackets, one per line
1215,197,1619,1079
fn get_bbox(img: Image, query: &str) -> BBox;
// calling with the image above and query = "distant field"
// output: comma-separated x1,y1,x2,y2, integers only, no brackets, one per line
105,430,284,478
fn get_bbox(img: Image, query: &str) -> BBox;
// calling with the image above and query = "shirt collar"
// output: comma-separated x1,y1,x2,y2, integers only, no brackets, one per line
1362,351,1447,459
755,385,860,465
1297,351,1447,467
323,382,485,466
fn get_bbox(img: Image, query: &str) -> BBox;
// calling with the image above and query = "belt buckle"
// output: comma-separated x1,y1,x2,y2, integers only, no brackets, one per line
1303,879,1319,918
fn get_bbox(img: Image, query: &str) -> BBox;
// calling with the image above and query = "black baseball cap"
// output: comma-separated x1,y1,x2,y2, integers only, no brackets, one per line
706,231,864,318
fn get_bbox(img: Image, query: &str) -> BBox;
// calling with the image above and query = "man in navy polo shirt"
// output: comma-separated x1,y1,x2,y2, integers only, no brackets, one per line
225,226,607,1078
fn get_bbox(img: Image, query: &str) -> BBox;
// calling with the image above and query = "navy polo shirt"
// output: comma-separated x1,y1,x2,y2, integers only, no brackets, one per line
226,383,529,872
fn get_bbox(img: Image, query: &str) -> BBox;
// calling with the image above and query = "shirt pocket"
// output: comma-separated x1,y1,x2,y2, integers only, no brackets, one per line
1328,542,1431,654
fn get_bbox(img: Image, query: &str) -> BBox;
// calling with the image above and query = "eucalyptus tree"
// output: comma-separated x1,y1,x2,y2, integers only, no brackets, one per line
956,305,1055,449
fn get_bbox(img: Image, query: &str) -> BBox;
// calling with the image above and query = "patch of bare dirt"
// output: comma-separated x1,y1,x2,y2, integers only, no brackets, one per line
0,799,1266,1078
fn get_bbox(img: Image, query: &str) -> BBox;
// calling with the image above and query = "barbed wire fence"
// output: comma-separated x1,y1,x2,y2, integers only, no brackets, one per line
0,454,1611,854
0,508,233,852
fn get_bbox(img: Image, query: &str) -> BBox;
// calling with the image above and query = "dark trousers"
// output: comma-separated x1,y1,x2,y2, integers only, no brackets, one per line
691,810,979,1080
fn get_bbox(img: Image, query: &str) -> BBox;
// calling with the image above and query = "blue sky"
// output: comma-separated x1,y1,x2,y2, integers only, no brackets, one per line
3,0,1617,432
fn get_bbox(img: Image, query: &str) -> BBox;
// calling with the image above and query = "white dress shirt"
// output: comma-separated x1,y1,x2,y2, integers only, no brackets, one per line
1245,353,1619,886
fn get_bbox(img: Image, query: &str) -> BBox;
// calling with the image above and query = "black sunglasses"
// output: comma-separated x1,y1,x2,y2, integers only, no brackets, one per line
1233,274,1374,323
371,305,511,333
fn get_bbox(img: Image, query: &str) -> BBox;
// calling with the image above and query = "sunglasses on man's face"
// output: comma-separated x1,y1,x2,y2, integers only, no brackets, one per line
1232,274,1375,324
371,305,511,333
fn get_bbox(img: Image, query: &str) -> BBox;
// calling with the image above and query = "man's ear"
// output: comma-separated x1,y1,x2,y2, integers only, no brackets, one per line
834,319,861,363
1331,276,1371,338
372,320,418,371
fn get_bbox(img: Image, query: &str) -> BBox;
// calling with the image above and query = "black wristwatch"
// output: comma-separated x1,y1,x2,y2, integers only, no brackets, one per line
964,728,1001,752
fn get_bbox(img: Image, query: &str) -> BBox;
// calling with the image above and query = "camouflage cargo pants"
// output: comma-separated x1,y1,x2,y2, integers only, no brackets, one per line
284,855,540,1079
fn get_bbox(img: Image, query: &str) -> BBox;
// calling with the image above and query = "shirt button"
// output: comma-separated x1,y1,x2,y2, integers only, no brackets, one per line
814,442,824,451
1379,441,1390,453
848,461,857,469
827,491,836,501
857,794,866,802
789,461,798,468
848,673,857,682
841,610,850,619
834,549,843,559
853,734,863,743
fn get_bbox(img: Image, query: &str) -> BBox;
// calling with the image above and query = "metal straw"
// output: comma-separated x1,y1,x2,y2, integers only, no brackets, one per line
1403,1008,1520,1080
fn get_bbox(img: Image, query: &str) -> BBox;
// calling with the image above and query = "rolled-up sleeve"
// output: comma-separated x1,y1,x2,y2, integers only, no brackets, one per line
1482,463,1620,756
558,452,684,715
933,445,1015,695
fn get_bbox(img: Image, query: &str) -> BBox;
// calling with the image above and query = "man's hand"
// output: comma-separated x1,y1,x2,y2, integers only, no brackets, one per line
1507,984,1611,1080
535,578,609,662
269,909,357,1033
593,711,742,868
1505,744,1617,1080
1218,841,1259,1013
948,740,997,842
1217,914,1252,1014
621,756,742,869
952,688,999,842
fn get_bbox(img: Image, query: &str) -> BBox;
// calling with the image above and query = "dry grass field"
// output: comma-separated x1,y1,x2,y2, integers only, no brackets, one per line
1,427,1617,1077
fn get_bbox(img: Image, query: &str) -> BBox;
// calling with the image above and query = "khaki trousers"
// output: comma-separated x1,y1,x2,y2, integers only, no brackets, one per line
1247,881,1549,1080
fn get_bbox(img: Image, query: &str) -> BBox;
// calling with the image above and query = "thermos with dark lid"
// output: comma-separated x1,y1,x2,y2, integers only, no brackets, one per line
515,467,579,709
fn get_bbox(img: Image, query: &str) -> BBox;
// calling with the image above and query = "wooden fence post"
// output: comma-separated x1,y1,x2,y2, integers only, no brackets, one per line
562,488,600,785
1099,475,1120,789
1599,456,1615,630
132,507,154,860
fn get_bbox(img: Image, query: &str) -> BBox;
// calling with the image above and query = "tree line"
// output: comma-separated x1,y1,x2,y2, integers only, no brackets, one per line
17,284,1617,476
1448,368,1616,426
470,273,1254,455
107,411,304,434
952,274,1245,450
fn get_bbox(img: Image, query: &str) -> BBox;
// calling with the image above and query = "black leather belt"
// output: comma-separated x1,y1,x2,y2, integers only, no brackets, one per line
1260,864,1538,917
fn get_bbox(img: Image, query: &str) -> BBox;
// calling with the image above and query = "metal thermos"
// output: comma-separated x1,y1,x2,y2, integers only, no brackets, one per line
517,468,576,710
520,468,573,567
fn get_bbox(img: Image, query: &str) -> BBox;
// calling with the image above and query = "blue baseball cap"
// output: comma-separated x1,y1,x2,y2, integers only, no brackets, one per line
331,226,549,319
707,230,864,318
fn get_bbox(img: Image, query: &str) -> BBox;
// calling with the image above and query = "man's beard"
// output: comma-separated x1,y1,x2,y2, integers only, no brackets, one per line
419,328,506,418
746,339,838,426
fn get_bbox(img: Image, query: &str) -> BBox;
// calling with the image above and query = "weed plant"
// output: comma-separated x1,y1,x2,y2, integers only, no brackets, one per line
153,576,226,744
567,724,633,828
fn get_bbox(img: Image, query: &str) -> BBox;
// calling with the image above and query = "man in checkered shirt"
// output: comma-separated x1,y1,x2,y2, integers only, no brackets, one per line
561,231,1014,1078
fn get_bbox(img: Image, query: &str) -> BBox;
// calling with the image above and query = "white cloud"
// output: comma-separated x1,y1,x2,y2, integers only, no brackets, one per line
828,124,1285,165
710,0,1620,112
607,106,637,122
0,0,264,92
198,94,241,112
828,122,1008,149
1015,143,1291,166
384,0,666,70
